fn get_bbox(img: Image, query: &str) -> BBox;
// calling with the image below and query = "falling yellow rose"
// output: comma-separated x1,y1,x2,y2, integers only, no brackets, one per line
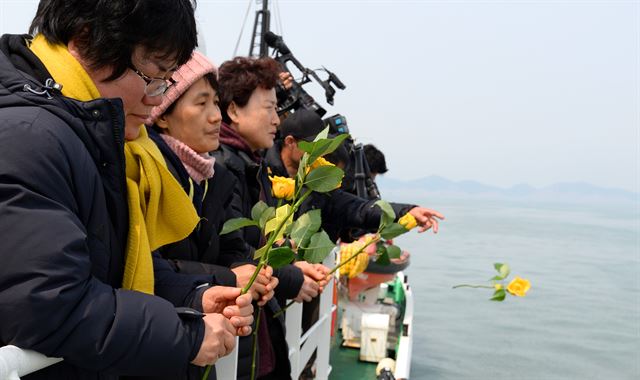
270,175,295,200
398,213,418,230
506,277,531,297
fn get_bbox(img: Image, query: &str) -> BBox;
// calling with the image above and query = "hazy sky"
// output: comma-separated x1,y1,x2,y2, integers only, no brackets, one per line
1,0,638,192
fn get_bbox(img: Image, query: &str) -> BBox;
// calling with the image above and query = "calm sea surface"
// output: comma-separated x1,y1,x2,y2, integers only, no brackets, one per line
390,196,640,380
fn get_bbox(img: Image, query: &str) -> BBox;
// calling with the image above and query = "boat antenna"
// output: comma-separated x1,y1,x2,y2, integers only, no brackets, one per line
249,0,271,57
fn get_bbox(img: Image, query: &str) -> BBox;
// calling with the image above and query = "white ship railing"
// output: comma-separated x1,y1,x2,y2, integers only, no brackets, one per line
394,272,413,380
0,253,337,379
0,345,62,380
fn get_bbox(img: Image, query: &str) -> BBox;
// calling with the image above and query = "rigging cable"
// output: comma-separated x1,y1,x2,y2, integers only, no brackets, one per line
232,0,254,58
274,0,284,36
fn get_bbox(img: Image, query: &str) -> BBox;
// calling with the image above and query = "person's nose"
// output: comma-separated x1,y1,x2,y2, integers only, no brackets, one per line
143,93,163,107
271,110,280,127
209,106,222,125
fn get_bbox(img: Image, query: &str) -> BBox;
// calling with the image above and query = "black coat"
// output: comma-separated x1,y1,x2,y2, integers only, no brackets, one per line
213,140,300,380
149,128,250,287
0,34,208,379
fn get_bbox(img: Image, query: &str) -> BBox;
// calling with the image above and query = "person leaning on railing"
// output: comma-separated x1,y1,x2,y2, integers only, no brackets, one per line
0,1,253,379
144,51,280,379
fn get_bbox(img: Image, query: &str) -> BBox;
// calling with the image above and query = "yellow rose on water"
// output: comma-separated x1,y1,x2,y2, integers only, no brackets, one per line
270,175,295,200
506,277,531,297
398,213,418,230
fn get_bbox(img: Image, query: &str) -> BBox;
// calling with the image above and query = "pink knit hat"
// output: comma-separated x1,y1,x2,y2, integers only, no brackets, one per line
147,51,217,125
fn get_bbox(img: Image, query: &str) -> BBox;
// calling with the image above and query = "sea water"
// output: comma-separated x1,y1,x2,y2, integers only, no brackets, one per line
392,196,640,380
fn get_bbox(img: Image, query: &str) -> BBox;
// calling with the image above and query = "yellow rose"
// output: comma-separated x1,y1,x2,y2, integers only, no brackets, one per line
308,156,335,172
339,241,369,279
398,213,418,230
506,277,531,297
270,175,295,200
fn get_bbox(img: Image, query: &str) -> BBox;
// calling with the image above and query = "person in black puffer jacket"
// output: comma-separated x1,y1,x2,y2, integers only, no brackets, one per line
213,56,331,380
0,1,251,379
144,51,280,379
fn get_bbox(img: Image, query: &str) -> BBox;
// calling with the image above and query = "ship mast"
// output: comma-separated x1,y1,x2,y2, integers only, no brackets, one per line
248,0,270,58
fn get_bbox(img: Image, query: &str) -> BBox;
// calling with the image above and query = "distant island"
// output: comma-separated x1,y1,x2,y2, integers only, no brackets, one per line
376,175,639,203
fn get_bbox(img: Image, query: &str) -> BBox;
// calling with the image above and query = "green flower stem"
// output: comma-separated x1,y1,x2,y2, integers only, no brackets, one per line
273,234,381,320
202,364,212,379
272,300,294,319
242,191,312,295
250,307,262,380
327,235,380,276
241,261,265,295
452,284,496,289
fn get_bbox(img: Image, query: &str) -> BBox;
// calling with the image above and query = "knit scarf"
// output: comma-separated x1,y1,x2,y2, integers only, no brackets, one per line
30,34,200,294
160,134,215,183
219,122,262,162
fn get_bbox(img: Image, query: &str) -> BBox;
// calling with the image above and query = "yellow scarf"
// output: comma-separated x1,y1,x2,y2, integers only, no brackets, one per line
30,35,200,294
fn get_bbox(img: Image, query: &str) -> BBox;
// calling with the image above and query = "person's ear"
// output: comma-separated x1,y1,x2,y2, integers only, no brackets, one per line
284,135,297,149
155,114,170,131
227,101,240,124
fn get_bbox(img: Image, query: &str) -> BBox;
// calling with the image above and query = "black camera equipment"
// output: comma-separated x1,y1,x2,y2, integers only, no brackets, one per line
264,31,345,117
324,114,381,200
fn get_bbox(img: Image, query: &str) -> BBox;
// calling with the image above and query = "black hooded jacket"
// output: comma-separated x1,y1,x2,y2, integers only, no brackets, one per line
0,34,208,379
212,125,300,380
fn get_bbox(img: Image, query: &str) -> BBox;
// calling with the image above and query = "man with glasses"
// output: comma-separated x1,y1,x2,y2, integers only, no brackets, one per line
0,1,252,379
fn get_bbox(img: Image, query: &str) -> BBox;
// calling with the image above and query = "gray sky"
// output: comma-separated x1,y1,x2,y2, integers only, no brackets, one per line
2,0,638,192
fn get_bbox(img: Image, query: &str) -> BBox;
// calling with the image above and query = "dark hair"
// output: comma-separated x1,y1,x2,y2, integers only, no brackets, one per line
217,56,281,124
164,72,218,116
363,144,388,174
29,0,198,81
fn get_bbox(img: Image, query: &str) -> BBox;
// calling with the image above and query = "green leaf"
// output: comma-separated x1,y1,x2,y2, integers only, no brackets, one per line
380,223,408,240
290,209,322,248
490,289,506,301
267,247,296,269
298,140,332,164
297,154,309,183
253,245,269,260
264,204,293,241
313,126,330,141
376,249,391,265
305,166,344,193
258,206,276,230
298,129,350,164
386,244,402,259
303,230,335,264
220,217,258,235
251,201,269,222
499,263,510,279
489,275,504,281
374,200,396,230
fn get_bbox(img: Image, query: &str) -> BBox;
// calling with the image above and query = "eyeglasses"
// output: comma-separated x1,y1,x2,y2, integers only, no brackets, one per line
129,64,177,97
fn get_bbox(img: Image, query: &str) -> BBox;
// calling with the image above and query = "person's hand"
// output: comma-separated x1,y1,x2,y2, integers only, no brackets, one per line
231,264,278,306
408,207,445,233
202,286,254,335
293,274,320,302
190,313,236,366
279,71,294,90
294,261,330,291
